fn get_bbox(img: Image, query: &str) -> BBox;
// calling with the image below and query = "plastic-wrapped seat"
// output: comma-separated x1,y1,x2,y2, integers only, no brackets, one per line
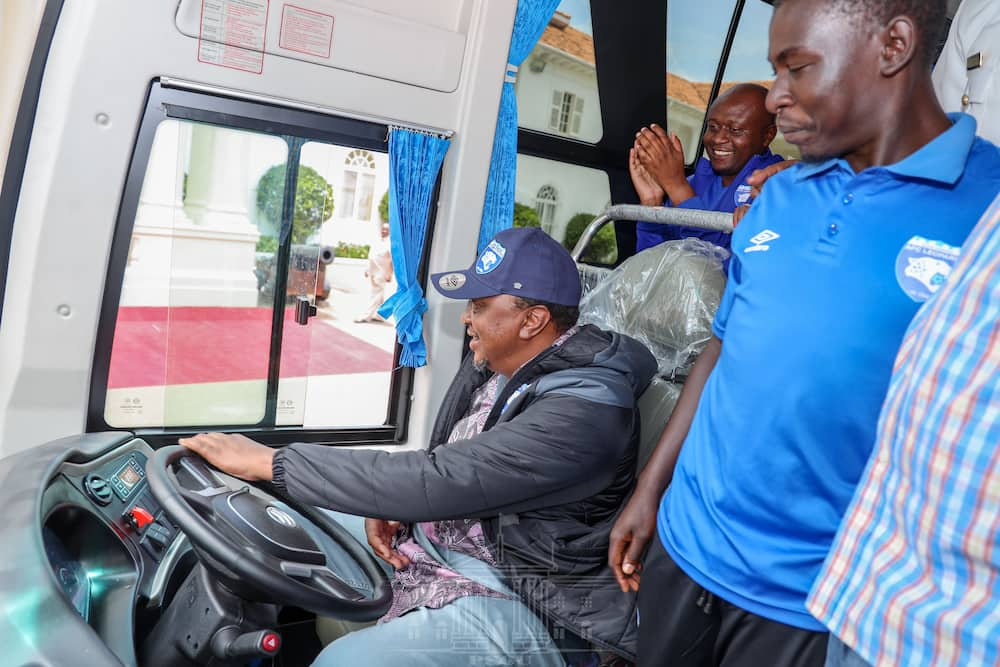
578,238,727,469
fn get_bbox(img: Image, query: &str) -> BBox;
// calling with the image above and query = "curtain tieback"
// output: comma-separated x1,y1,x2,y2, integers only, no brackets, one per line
380,285,428,340
504,63,518,84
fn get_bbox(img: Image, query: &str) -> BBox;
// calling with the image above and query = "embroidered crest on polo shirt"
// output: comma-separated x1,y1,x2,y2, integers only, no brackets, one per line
438,272,466,291
895,235,961,302
745,229,780,253
735,184,753,205
476,240,507,274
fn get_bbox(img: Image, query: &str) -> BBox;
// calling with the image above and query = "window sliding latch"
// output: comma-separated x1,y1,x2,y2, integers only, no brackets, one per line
294,296,317,325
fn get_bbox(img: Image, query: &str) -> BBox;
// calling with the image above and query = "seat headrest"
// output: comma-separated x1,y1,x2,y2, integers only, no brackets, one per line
579,238,727,377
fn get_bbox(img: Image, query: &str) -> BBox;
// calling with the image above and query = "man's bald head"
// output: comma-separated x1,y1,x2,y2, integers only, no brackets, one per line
712,83,774,121
702,83,777,183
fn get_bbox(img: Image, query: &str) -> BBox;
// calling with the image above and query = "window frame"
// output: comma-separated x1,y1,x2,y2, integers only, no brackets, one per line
87,80,432,449
340,149,378,220
516,0,758,263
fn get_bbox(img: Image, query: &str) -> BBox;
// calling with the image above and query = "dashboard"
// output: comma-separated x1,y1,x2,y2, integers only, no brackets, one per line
0,432,192,667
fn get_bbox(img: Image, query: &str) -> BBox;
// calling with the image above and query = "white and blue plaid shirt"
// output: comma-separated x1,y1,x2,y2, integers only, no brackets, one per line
808,193,1000,666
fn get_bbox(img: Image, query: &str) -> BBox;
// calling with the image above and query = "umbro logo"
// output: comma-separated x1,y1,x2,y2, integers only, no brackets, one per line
745,229,780,253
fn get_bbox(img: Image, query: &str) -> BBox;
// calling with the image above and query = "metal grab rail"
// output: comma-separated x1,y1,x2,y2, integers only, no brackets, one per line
571,204,733,261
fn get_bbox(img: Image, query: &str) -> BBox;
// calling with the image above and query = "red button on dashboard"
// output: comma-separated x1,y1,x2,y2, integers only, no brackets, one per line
127,506,154,530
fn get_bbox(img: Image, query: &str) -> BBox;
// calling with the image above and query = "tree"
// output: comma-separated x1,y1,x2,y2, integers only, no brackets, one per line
513,202,541,228
562,212,617,264
256,164,334,245
378,191,390,223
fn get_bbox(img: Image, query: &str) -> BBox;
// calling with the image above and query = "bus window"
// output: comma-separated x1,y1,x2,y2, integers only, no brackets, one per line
97,86,401,434
720,0,801,160
292,141,394,428
516,1,603,144
514,154,614,264
666,0,739,163
104,119,289,428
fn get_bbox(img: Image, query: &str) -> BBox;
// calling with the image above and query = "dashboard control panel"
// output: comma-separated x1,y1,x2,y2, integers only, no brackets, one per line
64,449,177,563
110,456,145,500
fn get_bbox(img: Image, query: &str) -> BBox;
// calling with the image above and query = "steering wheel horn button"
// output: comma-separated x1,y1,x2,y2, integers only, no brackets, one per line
219,490,325,564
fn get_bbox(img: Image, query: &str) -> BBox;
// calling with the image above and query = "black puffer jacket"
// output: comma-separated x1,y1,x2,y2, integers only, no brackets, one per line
273,324,656,658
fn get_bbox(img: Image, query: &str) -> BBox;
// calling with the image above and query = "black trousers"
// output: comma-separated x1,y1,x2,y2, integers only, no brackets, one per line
636,534,828,667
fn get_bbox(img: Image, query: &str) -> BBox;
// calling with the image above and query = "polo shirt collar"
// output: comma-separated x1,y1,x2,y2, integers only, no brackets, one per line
791,113,976,185
792,158,842,182
885,113,975,184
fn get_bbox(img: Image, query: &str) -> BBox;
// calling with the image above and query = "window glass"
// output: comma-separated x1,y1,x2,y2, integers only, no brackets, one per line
340,171,357,218
293,141,394,428
720,0,800,159
514,154,615,264
104,120,396,429
666,0,739,162
106,120,290,428
516,0,603,143
357,172,376,220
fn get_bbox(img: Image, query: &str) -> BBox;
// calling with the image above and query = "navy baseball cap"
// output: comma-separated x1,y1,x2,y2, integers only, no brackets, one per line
431,227,582,306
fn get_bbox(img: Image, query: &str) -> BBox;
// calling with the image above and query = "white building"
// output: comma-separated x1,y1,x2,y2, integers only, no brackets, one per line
124,119,389,307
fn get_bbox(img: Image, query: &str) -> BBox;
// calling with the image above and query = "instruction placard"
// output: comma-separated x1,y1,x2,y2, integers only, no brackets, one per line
198,0,270,74
279,4,334,59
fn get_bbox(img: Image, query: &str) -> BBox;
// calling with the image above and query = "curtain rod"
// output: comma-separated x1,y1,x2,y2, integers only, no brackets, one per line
160,77,455,139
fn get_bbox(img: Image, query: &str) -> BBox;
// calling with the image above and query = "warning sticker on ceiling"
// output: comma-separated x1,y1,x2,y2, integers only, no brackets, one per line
198,0,270,74
279,5,335,59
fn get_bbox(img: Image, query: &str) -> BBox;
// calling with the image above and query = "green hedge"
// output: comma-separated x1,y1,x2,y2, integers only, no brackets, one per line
513,202,541,228
336,242,371,259
379,191,390,223
256,164,334,245
563,212,617,265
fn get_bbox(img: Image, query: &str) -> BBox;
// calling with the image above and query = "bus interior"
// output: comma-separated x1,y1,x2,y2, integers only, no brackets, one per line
0,0,966,665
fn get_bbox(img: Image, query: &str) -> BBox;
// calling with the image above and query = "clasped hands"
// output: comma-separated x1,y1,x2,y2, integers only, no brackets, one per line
629,124,694,207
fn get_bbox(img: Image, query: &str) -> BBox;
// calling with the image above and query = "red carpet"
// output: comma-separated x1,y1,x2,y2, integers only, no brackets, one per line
108,307,393,389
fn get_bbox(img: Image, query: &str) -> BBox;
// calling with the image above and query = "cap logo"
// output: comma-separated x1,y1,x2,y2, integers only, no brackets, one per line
475,240,506,275
438,272,467,291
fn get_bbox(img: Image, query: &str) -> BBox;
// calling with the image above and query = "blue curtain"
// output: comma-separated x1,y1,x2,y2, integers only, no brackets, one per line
378,128,451,367
477,0,562,252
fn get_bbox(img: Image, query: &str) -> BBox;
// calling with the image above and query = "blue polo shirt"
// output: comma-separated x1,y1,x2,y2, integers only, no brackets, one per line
657,114,1000,630
635,149,785,252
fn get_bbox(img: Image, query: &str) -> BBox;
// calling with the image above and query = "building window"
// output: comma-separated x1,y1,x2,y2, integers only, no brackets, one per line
535,185,559,231
548,91,583,136
340,149,377,220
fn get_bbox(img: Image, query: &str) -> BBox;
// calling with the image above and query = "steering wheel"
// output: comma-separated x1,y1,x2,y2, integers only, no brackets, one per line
146,445,391,621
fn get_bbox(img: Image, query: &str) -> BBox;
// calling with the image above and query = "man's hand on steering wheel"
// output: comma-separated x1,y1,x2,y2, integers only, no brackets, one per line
147,446,393,620
180,432,275,481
